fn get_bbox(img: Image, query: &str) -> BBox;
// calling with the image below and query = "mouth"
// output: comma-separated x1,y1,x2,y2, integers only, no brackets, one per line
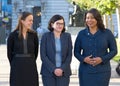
87,23,93,26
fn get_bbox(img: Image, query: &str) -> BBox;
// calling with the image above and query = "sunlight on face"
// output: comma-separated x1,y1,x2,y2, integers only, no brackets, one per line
22,15,33,30
52,19,64,33
86,13,97,28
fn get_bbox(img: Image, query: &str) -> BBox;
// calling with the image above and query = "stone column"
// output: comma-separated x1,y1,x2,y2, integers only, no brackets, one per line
116,7,120,42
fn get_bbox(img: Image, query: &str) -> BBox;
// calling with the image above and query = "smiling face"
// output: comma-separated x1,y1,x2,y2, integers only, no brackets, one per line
52,19,64,33
85,13,97,29
21,15,33,30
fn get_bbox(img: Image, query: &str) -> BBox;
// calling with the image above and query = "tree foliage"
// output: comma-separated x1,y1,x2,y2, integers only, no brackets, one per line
67,0,119,15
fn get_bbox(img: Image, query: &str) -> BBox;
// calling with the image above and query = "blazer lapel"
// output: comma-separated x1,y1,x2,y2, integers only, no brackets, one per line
50,32,56,52
60,33,65,57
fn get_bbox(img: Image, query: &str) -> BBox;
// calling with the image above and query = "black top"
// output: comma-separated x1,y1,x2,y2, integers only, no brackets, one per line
7,30,39,86
7,30,39,63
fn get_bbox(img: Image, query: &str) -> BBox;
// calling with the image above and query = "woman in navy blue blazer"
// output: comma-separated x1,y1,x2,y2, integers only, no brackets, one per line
74,8,117,86
40,15,72,86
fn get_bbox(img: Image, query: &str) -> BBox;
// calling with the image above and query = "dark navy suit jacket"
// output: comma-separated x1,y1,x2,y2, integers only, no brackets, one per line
40,32,72,77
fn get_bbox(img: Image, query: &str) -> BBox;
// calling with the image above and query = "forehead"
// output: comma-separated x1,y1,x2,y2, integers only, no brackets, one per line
25,15,33,20
55,19,64,23
86,13,94,17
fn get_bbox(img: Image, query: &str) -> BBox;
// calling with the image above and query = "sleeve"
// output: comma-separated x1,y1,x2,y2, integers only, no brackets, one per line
34,32,39,60
40,33,56,73
7,33,14,65
61,33,73,72
101,30,117,64
74,32,84,62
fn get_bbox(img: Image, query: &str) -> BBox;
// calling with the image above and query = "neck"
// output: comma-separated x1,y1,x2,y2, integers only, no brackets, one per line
89,27,98,34
22,28,27,33
22,28,28,39
53,31,61,38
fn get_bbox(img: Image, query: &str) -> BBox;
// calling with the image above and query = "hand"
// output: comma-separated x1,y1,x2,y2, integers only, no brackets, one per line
84,55,94,65
54,68,63,76
92,57,102,66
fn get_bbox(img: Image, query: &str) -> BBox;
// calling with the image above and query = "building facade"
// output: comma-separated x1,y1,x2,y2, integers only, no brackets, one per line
11,0,72,30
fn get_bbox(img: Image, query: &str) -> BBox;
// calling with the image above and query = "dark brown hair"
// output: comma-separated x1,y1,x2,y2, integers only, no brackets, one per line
84,8,105,30
48,14,66,32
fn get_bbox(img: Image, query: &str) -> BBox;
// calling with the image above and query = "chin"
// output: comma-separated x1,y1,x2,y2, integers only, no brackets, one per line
28,27,31,29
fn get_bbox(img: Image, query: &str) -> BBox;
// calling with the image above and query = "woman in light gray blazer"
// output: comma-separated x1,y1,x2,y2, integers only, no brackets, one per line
40,14,72,86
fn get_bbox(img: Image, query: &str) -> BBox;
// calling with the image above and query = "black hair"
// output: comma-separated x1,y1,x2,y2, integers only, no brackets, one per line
84,8,105,30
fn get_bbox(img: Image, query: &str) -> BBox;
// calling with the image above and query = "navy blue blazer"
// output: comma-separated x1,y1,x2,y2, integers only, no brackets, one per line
74,28,117,73
40,32,72,77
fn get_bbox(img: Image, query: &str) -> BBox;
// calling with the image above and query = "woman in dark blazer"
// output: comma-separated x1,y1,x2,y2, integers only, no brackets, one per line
74,8,117,86
40,14,72,86
7,12,39,86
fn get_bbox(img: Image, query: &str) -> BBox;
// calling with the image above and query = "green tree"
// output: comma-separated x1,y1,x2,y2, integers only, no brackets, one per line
67,0,118,30
67,0,118,15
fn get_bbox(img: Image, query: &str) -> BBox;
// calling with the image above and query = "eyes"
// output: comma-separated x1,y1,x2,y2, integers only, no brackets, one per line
86,13,95,20
56,22,64,26
52,19,64,27
86,16,95,20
